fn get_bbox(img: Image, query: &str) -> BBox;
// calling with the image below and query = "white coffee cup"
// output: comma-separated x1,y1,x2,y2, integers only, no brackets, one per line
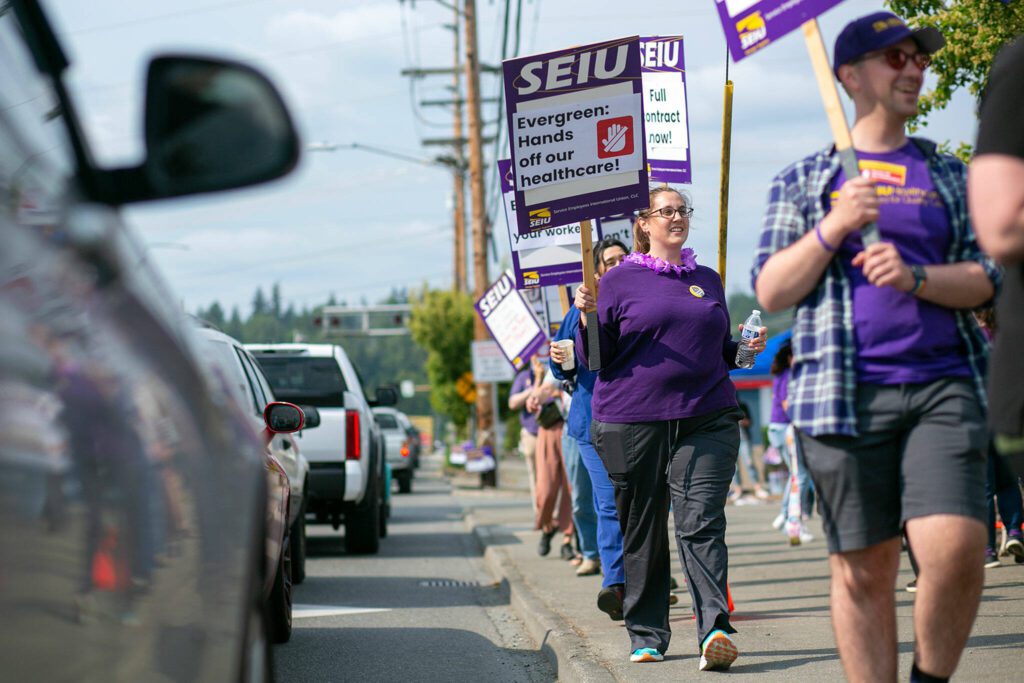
554,339,575,371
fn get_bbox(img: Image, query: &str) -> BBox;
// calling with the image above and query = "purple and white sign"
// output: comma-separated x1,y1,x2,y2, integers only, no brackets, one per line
641,37,691,184
474,271,548,371
499,159,601,289
503,36,649,236
714,0,845,63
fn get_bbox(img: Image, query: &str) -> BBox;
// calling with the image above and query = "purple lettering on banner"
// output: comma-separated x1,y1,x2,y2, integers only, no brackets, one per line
474,271,549,370
503,37,649,236
713,0,846,63
640,36,691,184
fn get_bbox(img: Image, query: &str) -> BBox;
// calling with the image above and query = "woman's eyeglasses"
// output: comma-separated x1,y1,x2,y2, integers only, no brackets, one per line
648,206,694,219
863,48,931,71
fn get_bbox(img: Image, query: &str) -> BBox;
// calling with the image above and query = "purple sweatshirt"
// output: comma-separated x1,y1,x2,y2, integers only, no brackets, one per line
577,260,739,423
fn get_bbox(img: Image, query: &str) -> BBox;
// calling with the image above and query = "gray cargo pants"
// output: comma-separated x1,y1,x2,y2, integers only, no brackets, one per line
592,407,740,654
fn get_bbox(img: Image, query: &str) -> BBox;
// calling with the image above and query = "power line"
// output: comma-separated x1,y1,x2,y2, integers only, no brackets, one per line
65,0,279,35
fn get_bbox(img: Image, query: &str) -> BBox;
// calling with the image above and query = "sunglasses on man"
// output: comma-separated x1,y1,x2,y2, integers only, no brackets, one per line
858,47,931,71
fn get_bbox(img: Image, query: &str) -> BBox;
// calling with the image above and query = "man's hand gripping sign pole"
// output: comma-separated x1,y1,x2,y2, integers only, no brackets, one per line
503,37,650,370
714,0,881,245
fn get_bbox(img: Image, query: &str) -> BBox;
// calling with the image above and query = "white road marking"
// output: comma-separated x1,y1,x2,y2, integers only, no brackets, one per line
292,604,390,619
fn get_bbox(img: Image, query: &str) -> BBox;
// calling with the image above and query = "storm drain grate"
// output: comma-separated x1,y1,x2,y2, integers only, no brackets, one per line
418,579,480,588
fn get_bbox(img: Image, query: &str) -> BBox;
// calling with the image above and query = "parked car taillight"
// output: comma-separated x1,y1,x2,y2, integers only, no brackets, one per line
400,441,410,458
346,410,361,460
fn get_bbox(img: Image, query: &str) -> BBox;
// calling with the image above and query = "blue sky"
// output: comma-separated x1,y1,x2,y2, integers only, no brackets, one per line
46,0,976,316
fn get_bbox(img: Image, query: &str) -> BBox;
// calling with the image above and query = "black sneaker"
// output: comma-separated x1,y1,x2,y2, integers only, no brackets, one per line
906,579,917,593
560,542,576,561
597,585,624,621
537,529,556,556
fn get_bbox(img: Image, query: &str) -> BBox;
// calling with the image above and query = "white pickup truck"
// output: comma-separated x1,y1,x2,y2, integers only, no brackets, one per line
248,344,396,554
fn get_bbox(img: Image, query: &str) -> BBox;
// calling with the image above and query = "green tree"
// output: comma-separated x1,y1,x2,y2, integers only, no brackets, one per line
252,287,268,317
408,288,475,428
271,283,282,318
204,301,226,328
226,306,244,339
887,0,1024,154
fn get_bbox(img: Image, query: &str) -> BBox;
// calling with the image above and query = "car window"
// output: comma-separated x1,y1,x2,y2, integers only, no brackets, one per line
374,413,399,430
254,356,348,408
0,7,76,230
242,349,277,403
199,337,254,411
234,347,268,413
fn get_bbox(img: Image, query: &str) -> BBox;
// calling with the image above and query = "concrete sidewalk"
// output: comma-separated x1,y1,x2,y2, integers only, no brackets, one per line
451,456,1024,681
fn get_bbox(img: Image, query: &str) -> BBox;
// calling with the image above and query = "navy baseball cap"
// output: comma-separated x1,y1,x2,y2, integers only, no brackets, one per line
833,12,945,76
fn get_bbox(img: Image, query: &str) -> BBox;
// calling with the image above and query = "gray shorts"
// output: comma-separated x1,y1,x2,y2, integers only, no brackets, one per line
798,378,987,554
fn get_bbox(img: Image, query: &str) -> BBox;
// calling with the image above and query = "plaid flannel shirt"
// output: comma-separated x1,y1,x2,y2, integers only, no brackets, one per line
751,138,1000,438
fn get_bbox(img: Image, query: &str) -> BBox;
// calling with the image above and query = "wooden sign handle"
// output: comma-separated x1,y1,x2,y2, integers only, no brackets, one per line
802,19,879,245
579,219,601,371
718,79,734,287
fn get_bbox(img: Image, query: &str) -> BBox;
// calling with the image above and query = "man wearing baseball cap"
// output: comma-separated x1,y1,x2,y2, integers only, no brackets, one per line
752,11,998,683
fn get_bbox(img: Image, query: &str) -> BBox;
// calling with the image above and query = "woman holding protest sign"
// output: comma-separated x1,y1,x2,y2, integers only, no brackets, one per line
574,186,767,671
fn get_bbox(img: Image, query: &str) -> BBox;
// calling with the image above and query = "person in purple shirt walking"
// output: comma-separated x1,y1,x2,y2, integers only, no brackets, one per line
752,13,999,683
767,342,814,543
575,187,767,671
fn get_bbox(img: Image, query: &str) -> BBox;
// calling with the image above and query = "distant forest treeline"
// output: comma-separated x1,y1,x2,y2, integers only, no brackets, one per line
195,284,433,415
195,284,793,429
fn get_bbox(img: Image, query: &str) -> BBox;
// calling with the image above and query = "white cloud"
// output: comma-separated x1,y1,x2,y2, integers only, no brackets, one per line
266,4,401,45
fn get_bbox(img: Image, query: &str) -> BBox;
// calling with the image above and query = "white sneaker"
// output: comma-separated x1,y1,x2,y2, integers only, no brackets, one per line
799,529,814,544
771,513,785,530
699,630,738,671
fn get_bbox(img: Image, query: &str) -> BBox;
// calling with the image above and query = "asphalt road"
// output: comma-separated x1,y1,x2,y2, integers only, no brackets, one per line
272,456,554,682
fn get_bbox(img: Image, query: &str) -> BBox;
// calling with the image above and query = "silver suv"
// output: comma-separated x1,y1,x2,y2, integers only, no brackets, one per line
248,344,396,554
373,407,416,494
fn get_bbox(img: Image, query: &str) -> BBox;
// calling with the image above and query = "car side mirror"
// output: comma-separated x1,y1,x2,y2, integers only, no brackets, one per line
264,402,304,433
299,405,321,429
96,55,299,204
372,386,398,407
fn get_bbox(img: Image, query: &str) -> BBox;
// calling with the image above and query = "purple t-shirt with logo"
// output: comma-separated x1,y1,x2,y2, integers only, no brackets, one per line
577,261,739,423
830,142,970,384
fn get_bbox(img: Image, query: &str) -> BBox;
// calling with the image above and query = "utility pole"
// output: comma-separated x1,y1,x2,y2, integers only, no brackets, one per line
450,12,467,293
463,0,495,486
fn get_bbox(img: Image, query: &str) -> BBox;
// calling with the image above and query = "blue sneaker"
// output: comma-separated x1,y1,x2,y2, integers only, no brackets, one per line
699,630,738,671
630,647,664,663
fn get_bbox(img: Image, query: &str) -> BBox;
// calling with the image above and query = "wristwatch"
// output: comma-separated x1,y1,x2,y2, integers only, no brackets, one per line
909,264,927,296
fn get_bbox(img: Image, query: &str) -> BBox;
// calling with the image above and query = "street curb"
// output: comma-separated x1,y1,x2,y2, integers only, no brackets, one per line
464,510,616,683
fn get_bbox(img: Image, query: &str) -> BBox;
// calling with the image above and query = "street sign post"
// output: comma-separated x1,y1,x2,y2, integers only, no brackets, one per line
471,340,516,383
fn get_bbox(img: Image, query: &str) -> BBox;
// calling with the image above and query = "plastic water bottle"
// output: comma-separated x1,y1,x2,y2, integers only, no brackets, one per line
735,310,761,369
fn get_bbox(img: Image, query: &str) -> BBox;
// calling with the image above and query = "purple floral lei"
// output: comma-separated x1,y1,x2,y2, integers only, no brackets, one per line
624,248,698,276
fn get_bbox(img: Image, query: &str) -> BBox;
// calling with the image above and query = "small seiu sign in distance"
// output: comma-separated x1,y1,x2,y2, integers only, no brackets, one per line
473,271,548,371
